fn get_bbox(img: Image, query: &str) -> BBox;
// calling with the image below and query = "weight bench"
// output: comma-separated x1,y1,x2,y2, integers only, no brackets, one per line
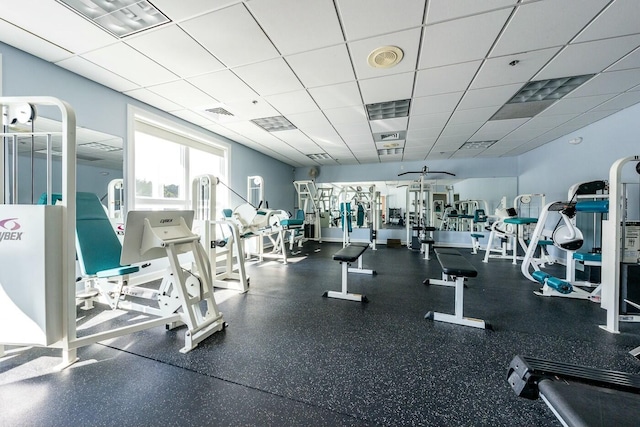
423,248,486,329
324,243,375,302
420,226,436,260
507,355,640,427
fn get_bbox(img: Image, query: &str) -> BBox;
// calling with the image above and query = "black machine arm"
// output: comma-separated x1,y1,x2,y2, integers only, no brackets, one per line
398,165,455,177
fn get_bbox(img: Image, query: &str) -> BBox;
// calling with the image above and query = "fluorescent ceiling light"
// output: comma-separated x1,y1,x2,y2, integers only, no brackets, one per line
507,75,594,104
80,142,122,152
378,148,404,156
460,140,496,149
57,0,170,37
366,99,411,120
306,153,332,160
251,116,297,132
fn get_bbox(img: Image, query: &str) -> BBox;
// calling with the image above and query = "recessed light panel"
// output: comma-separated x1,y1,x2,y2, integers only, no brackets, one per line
377,148,404,156
251,116,297,132
80,142,122,152
366,99,411,120
306,153,333,161
460,140,496,149
507,75,594,104
57,0,170,37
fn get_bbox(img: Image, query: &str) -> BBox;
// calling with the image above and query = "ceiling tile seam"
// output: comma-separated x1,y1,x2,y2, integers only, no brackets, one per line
604,43,640,73
1,16,76,55
166,2,244,25
569,0,617,44
60,53,144,88
424,0,532,27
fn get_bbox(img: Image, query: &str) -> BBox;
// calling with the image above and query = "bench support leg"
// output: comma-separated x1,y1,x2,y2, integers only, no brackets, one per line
425,276,486,329
347,255,375,275
324,261,367,302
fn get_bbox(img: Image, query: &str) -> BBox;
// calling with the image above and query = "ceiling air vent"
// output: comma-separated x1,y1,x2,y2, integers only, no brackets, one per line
368,46,404,69
306,153,332,161
460,141,496,149
205,107,234,117
378,148,404,156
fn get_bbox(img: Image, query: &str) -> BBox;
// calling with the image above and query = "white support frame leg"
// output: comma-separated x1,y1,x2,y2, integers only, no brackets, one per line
347,254,375,275
325,261,367,302
425,274,486,329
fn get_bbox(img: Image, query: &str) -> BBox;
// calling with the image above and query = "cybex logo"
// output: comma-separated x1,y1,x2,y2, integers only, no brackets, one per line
0,218,23,242
160,219,173,224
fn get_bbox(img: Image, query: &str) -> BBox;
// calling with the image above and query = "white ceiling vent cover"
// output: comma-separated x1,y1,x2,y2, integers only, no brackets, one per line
368,46,404,69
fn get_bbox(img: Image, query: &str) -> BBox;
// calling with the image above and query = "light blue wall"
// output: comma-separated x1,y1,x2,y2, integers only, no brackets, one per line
295,157,518,183
1,42,296,211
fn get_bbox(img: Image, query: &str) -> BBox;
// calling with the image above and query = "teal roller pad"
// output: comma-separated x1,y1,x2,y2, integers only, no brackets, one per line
573,252,602,262
280,219,304,227
532,270,551,284
356,205,364,227
546,276,573,294
575,200,609,213
504,217,538,225
470,233,484,238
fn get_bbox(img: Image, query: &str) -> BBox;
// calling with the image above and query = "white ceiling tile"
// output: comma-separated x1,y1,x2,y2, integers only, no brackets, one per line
305,127,346,148
358,72,415,104
337,0,426,40
419,9,512,69
264,90,319,115
408,112,451,130
224,121,273,140
448,106,500,125
500,127,553,143
470,118,529,140
591,91,640,111
607,47,640,72
125,25,224,78
308,82,363,109
248,0,344,55
55,56,138,91
427,151,454,160
414,61,482,96
369,118,409,133
538,94,615,116
472,47,560,89
334,121,372,136
491,0,610,57
233,58,304,96
349,28,422,80
124,88,183,111
286,110,332,129
275,130,321,151
1,0,116,54
0,20,72,62
518,114,579,129
81,43,178,86
147,80,216,108
407,127,442,140
574,0,640,42
457,83,522,110
324,106,368,125
151,0,239,22
171,110,214,126
426,0,517,23
535,34,640,80
433,136,466,149
451,148,485,158
440,123,484,138
180,4,279,68
562,110,618,129
341,133,374,145
222,97,280,120
188,70,259,104
286,45,355,88
566,68,640,98
411,92,464,115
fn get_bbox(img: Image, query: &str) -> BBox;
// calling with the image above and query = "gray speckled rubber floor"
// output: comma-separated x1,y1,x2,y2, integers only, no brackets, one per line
2,242,639,426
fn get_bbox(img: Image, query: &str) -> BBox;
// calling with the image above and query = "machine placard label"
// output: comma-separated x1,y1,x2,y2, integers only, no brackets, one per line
0,218,23,242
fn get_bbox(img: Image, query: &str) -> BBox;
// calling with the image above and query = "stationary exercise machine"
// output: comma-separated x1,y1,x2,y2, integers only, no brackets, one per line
192,174,249,292
0,97,225,367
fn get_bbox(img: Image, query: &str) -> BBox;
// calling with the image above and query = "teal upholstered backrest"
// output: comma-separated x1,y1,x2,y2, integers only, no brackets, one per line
75,192,124,276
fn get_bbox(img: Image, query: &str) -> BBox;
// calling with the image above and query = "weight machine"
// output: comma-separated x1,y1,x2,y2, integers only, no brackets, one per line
192,174,248,292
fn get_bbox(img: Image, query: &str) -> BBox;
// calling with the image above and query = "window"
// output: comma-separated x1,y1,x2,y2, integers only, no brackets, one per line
127,107,229,215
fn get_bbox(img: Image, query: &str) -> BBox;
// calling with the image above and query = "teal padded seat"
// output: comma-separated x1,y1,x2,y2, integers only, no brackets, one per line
504,217,538,225
280,209,305,228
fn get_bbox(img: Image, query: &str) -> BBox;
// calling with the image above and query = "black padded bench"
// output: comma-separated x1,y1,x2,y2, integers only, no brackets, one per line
508,355,640,427
324,243,375,302
423,248,486,329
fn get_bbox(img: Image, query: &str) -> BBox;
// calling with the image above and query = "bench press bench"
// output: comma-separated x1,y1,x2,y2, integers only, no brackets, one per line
323,243,375,302
423,248,487,329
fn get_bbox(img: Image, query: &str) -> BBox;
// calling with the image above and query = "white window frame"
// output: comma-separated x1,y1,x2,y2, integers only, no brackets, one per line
126,105,230,213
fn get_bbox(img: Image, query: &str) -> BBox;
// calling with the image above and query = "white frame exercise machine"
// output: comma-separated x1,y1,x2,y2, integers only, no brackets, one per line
192,174,248,293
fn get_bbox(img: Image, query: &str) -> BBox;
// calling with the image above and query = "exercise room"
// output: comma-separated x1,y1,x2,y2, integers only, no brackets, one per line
2,1,640,426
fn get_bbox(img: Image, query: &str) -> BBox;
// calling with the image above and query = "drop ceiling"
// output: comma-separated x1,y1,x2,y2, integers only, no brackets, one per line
1,0,640,167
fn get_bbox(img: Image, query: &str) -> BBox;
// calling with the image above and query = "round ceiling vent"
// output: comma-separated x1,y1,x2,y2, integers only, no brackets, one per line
367,46,404,69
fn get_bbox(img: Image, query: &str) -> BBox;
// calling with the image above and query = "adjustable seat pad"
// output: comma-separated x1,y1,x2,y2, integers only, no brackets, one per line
333,244,368,262
434,249,477,277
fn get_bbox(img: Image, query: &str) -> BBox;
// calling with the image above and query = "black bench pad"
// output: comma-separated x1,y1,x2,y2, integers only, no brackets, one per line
334,244,368,262
435,249,478,277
